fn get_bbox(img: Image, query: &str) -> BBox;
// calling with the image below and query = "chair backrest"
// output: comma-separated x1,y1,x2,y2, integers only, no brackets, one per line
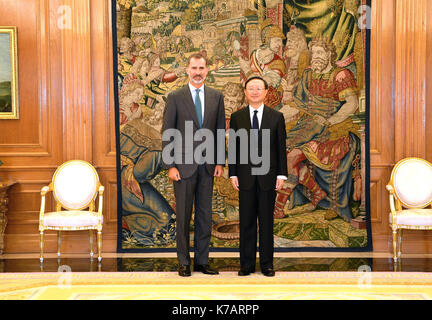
52,160,100,210
390,157,432,208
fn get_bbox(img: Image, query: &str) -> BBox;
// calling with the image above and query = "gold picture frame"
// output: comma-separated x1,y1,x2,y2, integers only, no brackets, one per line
0,26,19,119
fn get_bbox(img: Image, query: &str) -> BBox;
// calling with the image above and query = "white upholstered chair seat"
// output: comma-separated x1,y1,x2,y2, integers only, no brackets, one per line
389,209,432,227
43,211,103,228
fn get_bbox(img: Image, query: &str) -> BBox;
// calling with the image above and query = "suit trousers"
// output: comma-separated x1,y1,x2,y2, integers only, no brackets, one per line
239,179,276,272
173,164,213,266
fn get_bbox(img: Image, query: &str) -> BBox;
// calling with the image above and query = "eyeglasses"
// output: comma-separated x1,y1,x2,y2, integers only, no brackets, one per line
245,87,267,91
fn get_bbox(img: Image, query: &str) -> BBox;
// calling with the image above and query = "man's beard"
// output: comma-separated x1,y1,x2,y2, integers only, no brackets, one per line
191,76,204,85
311,58,328,73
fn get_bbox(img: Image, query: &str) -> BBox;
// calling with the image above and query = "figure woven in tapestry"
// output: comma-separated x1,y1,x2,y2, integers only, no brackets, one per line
113,0,372,252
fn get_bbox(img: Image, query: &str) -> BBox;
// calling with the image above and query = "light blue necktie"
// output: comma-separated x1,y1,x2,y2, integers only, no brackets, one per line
194,88,202,127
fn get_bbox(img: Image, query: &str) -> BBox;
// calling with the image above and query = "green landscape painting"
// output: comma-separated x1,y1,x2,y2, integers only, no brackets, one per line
0,26,18,119
0,33,12,113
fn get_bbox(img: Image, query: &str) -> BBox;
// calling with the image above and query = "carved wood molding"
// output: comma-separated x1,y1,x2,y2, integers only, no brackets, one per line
91,0,117,165
369,0,383,155
394,0,428,160
59,0,93,162
369,0,395,165
0,0,54,158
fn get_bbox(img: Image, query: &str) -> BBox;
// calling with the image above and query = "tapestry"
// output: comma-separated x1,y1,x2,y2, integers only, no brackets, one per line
113,0,372,252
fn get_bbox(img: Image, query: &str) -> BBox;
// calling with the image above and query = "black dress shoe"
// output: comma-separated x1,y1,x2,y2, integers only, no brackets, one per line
262,268,275,277
193,264,219,275
238,270,253,276
178,264,191,277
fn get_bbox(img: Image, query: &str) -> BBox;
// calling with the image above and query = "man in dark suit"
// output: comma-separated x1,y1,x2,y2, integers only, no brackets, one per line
228,76,287,277
162,53,226,277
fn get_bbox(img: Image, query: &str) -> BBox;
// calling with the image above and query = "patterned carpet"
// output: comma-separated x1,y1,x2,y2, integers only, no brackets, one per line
1,271,432,300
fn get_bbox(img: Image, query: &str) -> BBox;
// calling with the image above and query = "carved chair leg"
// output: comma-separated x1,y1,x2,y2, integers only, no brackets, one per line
89,230,94,259
57,231,62,258
398,229,403,258
40,231,44,263
392,228,398,262
97,231,102,262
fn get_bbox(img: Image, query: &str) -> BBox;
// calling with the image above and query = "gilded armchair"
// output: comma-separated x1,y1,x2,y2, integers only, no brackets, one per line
39,160,104,262
386,157,432,262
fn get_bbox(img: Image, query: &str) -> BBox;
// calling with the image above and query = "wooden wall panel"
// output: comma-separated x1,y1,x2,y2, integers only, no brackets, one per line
60,0,93,162
369,0,432,253
0,0,41,146
0,0,64,254
394,0,428,160
0,0,62,161
0,0,117,254
368,0,395,252
392,0,432,253
0,0,432,255
426,0,432,162
90,0,118,253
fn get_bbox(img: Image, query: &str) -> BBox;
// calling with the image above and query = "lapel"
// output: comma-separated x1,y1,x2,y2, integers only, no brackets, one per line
182,85,200,128
202,85,212,128
238,106,252,130
260,105,271,130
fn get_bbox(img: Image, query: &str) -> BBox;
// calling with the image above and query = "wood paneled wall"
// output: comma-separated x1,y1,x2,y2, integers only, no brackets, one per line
0,0,431,254
0,0,117,254
370,0,432,253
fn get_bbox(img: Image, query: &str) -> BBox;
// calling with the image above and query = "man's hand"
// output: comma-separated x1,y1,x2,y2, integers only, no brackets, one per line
214,165,224,177
230,177,239,191
275,178,284,191
168,167,181,181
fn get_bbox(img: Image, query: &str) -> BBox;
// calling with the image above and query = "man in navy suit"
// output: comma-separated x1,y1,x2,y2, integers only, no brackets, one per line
229,76,287,277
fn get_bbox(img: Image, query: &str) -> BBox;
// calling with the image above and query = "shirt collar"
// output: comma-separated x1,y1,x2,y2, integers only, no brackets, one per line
189,82,204,93
249,104,264,113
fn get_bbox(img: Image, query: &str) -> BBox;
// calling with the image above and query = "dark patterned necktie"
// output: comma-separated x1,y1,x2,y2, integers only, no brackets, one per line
252,110,259,130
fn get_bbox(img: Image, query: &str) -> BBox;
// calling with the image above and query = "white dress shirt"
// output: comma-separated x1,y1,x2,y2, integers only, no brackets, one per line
188,82,205,121
230,104,287,181
249,104,264,129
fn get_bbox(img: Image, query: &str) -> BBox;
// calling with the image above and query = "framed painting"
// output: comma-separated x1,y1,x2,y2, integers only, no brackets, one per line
0,26,18,119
